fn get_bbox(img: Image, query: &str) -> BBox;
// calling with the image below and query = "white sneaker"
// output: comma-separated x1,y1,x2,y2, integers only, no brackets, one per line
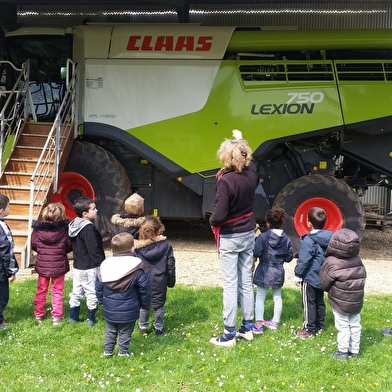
210,336,236,347
236,330,254,341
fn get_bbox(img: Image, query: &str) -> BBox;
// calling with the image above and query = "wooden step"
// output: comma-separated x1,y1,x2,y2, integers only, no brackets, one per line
22,122,53,135
11,146,44,159
0,187,48,202
6,159,41,172
6,203,32,216
0,172,32,187
18,134,49,147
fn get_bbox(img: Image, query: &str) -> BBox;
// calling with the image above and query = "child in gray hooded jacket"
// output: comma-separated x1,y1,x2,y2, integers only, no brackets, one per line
68,196,105,326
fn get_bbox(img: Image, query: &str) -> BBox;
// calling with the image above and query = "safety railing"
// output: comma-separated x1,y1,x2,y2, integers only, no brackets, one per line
0,60,37,173
25,59,78,266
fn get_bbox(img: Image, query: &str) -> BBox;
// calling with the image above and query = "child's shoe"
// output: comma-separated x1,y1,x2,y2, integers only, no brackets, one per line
52,318,62,326
210,330,236,347
263,320,279,330
155,328,165,336
118,352,130,357
381,327,392,336
139,327,148,335
348,352,360,359
103,352,113,358
236,323,254,341
35,316,45,323
251,323,264,334
332,350,348,361
0,322,9,329
296,329,313,338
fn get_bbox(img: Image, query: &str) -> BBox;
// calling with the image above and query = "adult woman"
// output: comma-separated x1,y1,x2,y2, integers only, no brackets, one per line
209,130,258,347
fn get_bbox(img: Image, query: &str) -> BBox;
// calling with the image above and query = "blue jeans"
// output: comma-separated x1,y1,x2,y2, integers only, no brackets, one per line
219,230,255,329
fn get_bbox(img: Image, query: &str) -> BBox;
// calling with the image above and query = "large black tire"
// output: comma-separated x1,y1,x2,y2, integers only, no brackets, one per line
60,140,132,241
273,174,366,252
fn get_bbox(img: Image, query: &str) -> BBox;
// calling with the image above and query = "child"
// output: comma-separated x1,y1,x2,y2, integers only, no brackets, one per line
252,207,293,333
31,203,72,325
0,194,18,329
96,233,151,357
134,215,176,335
320,228,367,360
68,196,105,326
294,207,332,338
111,193,145,239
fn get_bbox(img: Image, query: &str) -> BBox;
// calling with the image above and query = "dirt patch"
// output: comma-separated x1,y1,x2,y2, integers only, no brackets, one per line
163,220,392,295
24,220,392,295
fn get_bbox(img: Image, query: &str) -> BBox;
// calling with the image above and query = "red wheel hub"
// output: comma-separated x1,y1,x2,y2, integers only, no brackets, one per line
293,197,343,237
53,172,95,220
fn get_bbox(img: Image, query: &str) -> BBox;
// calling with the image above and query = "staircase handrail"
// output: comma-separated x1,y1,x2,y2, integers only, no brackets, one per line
0,60,37,173
26,59,77,267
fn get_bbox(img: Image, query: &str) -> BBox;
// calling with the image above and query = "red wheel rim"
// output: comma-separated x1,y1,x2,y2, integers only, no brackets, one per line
293,197,343,237
53,172,95,220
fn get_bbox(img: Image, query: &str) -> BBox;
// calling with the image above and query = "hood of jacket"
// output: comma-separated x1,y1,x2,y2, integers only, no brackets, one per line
134,235,168,261
325,228,360,259
111,214,145,229
268,229,289,250
68,217,93,237
307,229,333,250
99,253,143,283
31,220,69,246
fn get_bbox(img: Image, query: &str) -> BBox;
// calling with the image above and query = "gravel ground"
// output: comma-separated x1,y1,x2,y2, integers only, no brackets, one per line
25,220,392,295
163,220,392,295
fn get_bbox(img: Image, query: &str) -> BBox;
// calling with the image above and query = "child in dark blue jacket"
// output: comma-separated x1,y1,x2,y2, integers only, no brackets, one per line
96,233,151,357
294,207,332,338
252,207,293,333
134,215,176,336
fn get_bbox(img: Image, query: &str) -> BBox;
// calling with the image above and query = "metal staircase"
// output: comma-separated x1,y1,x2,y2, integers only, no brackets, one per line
0,59,77,268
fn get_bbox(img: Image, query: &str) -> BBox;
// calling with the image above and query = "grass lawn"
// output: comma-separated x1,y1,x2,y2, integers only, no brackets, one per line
0,278,391,391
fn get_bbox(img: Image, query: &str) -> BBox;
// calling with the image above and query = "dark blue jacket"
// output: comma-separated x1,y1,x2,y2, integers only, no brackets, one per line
294,229,333,289
253,229,293,288
96,253,151,324
134,236,176,310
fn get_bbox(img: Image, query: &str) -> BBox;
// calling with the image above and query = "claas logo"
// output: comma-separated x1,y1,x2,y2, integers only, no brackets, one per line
126,35,213,52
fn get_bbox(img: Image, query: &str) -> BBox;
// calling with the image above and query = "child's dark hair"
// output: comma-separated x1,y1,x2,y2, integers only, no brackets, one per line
0,194,9,210
111,232,134,253
308,207,326,229
73,196,95,217
265,207,287,229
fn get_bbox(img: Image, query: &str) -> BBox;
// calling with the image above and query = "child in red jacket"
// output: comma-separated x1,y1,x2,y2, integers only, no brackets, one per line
31,203,72,325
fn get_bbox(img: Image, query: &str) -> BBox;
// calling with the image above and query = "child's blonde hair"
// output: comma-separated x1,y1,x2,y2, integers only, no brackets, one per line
41,203,67,222
124,193,144,215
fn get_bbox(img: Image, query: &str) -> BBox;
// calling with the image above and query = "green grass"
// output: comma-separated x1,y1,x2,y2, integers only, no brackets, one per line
1,279,392,391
